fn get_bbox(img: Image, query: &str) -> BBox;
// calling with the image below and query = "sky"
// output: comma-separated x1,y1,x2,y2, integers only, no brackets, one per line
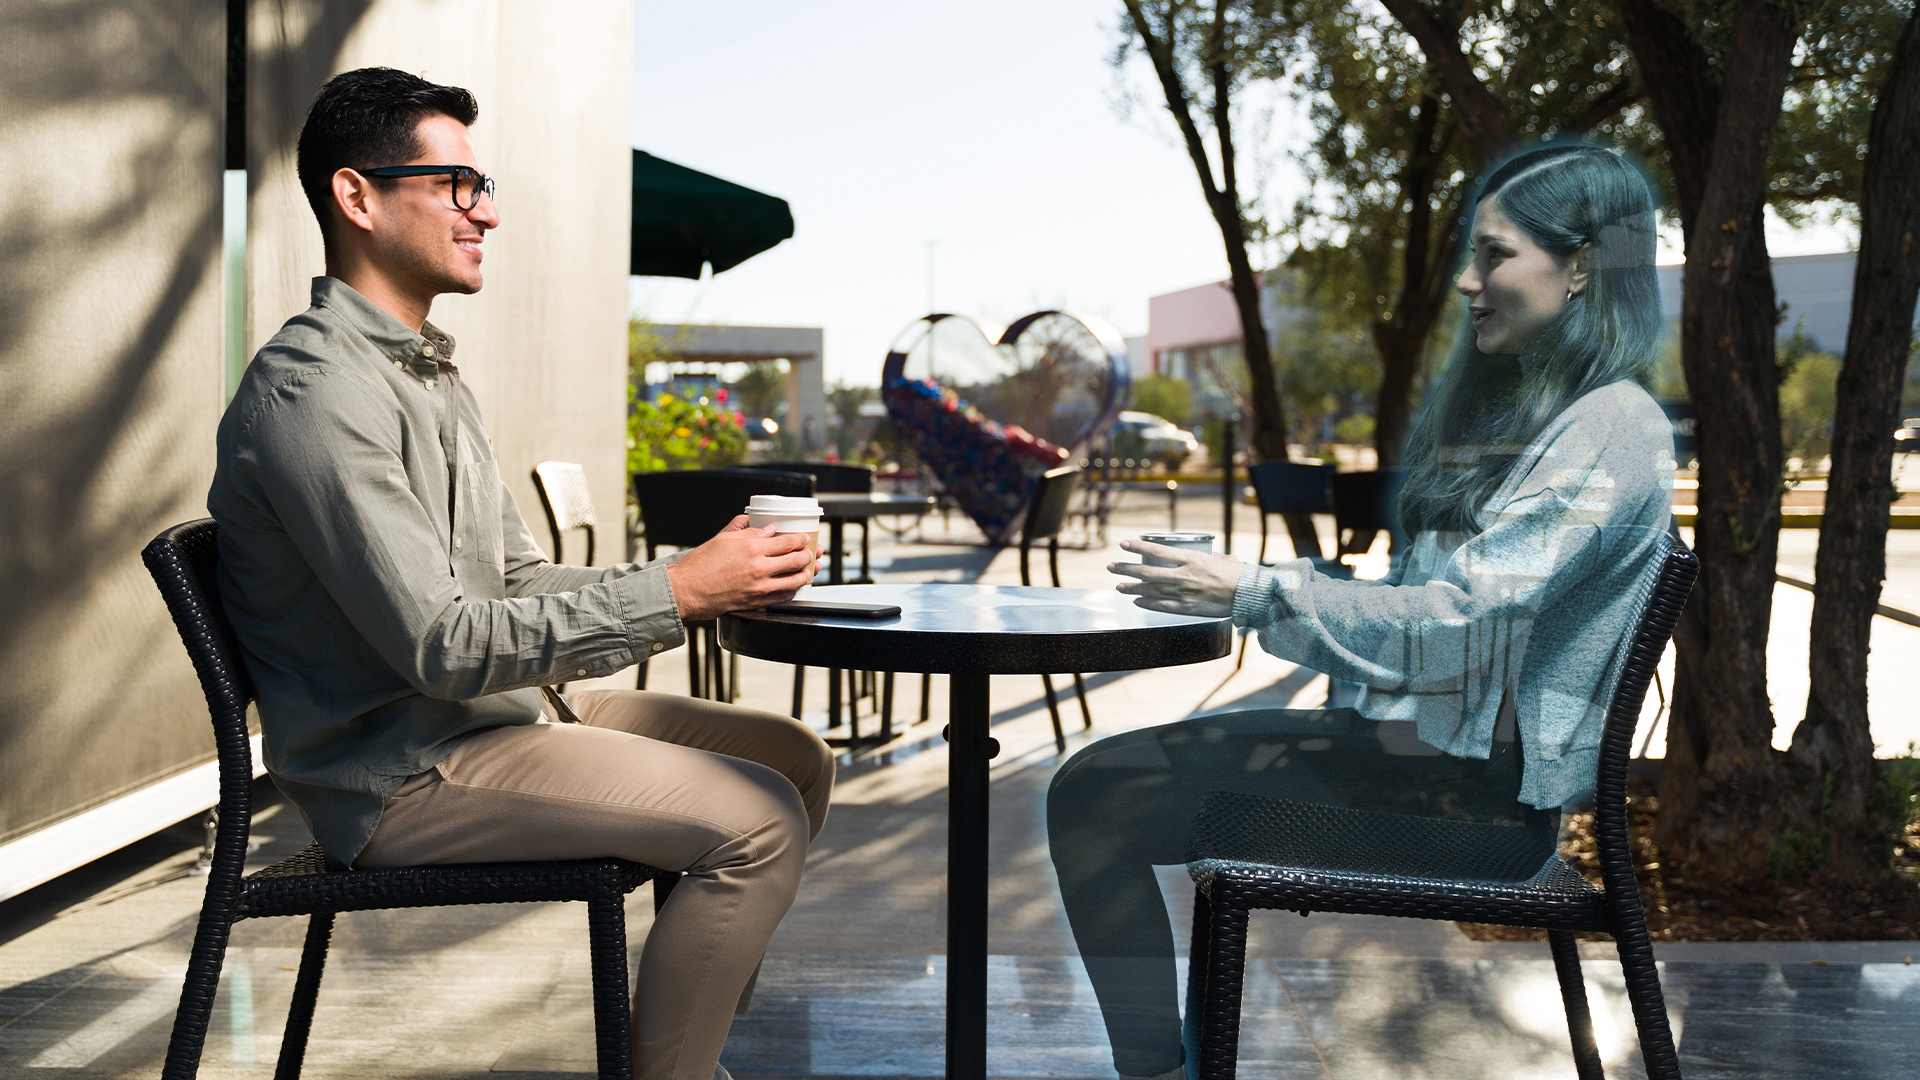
628,0,1856,388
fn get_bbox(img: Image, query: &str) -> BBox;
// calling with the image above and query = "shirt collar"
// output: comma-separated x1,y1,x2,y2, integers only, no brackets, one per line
309,276,458,376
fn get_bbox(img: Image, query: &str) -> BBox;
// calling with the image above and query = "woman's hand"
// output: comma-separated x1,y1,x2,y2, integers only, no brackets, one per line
1108,540,1245,618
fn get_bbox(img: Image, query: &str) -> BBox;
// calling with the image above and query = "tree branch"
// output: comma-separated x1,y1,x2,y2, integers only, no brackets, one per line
1375,0,1515,162
1123,0,1223,203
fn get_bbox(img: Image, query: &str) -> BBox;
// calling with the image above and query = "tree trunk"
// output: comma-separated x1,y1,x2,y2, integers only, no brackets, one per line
1123,0,1290,461
1372,96,1459,467
1623,0,1801,882
1791,7,1920,884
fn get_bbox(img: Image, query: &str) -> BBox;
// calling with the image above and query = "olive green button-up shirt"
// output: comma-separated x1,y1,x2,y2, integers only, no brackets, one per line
208,277,684,865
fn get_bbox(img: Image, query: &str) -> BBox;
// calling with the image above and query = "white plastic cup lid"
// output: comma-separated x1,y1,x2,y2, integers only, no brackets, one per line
746,494,820,513
1140,531,1216,547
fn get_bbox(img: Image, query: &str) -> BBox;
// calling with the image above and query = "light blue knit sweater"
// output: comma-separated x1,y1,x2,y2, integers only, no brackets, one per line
1230,380,1675,808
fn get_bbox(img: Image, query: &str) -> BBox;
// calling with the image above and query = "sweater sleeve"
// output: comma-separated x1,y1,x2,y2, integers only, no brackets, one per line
1232,384,1669,706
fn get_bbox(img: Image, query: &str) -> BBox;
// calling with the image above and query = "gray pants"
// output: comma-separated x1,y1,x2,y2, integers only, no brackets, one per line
1047,708,1544,1078
359,689,836,1080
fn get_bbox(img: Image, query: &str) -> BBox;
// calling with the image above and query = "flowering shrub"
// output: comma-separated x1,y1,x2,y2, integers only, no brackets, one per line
627,387,747,474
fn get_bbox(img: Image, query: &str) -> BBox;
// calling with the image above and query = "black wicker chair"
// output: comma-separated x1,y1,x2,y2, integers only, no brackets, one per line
746,461,878,579
1022,465,1093,753
632,467,814,702
142,519,664,1080
1183,536,1698,1080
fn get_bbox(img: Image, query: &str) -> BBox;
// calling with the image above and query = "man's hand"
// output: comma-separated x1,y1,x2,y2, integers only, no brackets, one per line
665,516,819,621
1107,539,1244,618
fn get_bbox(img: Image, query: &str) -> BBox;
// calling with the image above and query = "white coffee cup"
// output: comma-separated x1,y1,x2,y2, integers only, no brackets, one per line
1138,530,1216,568
746,495,823,594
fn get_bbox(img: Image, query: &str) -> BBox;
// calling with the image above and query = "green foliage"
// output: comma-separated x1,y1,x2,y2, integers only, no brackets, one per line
1778,328,1840,469
1130,372,1194,425
1881,744,1920,870
628,319,672,382
1332,413,1376,446
728,361,788,421
626,387,746,474
1268,269,1388,448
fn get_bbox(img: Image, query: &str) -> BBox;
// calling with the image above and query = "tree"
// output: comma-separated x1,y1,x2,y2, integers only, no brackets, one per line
1120,0,1292,460
727,361,788,421
1794,3,1920,884
1287,0,1646,466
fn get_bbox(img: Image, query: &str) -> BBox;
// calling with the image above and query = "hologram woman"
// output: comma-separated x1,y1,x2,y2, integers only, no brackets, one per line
1047,145,1675,1080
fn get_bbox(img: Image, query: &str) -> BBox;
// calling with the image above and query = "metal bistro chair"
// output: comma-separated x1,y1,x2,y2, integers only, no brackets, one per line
142,519,667,1080
533,461,651,691
1329,466,1406,564
1245,459,1334,566
1183,536,1699,1080
632,467,814,702
1023,465,1093,753
532,460,599,566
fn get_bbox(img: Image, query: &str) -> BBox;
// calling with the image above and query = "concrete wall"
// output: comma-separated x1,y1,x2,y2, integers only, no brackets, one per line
251,0,633,552
0,2,227,848
0,0,633,883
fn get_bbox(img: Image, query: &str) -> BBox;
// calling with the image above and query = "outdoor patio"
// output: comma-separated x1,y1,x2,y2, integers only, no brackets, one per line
4,487,1920,1079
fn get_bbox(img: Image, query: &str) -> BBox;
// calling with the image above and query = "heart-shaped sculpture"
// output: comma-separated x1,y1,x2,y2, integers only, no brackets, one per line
882,311,1128,545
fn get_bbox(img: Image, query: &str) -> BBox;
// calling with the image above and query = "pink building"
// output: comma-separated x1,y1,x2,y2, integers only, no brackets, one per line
1144,279,1242,377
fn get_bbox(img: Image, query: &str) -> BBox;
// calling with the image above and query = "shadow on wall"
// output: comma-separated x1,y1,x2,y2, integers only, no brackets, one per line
0,0,366,843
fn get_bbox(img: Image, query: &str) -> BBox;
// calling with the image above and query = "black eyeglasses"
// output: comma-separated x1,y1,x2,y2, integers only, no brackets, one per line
360,164,496,211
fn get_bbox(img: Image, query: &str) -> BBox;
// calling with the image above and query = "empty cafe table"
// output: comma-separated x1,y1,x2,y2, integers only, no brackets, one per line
720,582,1232,1080
815,491,937,584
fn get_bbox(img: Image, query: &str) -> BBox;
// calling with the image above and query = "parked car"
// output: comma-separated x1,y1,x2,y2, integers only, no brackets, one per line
1110,410,1200,469
743,416,781,455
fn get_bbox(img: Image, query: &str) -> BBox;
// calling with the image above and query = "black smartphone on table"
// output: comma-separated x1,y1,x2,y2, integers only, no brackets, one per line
763,599,902,619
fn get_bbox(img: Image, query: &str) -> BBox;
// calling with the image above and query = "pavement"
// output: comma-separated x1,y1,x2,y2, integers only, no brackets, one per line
3,483,1919,1078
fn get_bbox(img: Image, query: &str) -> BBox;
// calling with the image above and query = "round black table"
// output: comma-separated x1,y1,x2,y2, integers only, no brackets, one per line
720,583,1231,1080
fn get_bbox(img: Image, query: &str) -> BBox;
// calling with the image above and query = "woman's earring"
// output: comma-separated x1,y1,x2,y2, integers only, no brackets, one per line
1566,285,1576,302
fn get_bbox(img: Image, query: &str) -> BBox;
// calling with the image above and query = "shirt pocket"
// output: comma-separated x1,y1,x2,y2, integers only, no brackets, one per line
453,456,506,575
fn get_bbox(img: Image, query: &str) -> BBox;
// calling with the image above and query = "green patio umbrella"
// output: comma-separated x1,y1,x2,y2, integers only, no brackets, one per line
630,149,794,278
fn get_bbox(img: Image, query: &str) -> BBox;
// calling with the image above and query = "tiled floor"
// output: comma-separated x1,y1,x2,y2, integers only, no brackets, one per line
5,488,1920,1078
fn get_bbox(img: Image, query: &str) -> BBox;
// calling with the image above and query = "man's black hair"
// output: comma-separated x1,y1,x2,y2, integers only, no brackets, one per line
295,67,479,250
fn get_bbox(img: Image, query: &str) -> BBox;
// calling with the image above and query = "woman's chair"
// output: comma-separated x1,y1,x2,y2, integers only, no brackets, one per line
631,467,814,702
1022,465,1092,753
141,519,665,1080
1182,537,1698,1080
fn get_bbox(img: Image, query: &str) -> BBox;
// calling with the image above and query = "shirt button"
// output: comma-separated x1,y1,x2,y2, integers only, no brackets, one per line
454,536,463,550
421,344,436,358
576,668,588,677
393,360,404,369
651,641,665,653
424,379,435,390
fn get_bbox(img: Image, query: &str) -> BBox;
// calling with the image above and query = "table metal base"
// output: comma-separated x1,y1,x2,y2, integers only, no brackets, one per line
946,671,995,1080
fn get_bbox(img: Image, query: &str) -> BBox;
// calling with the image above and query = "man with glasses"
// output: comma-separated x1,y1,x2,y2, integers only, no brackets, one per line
207,67,832,1080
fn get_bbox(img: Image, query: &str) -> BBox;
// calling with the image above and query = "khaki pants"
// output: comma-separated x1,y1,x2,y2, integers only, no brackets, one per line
359,689,835,1080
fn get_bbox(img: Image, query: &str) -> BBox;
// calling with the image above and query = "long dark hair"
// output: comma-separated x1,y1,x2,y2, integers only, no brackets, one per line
1396,145,1662,535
